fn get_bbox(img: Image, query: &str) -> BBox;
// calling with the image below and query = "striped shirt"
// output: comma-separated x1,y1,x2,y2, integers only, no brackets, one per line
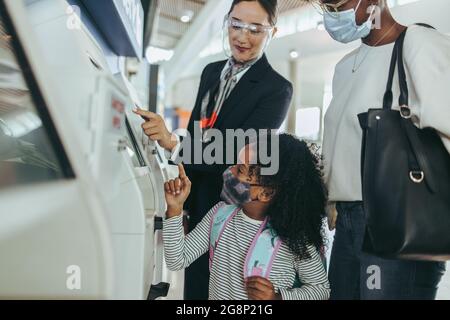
163,202,330,300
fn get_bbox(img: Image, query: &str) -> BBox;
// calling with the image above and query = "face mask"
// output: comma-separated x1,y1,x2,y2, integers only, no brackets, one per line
323,0,376,44
220,167,255,206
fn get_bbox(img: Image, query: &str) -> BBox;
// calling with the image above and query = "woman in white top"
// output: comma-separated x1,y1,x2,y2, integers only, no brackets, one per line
308,0,449,299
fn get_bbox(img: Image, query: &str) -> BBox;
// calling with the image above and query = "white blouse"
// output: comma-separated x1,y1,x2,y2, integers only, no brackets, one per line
323,25,450,202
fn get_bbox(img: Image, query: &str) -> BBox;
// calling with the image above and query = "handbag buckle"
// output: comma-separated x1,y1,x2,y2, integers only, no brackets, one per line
409,170,424,183
400,105,412,119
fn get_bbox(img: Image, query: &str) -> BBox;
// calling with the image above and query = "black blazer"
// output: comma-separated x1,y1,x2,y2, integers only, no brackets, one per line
183,54,292,172
181,54,293,225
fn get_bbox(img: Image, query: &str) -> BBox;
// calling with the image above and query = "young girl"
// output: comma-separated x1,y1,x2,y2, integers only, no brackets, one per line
163,134,330,300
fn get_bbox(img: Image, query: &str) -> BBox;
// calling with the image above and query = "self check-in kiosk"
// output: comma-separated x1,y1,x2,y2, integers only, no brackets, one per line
0,0,183,299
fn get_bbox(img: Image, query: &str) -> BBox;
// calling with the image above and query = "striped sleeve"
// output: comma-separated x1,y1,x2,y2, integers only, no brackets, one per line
162,202,222,271
279,246,331,300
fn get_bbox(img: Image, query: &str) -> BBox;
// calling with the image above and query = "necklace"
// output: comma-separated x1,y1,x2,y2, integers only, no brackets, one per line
352,23,398,73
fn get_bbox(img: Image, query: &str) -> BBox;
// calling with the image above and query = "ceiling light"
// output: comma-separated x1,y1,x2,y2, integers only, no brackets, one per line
145,46,174,64
290,50,299,60
180,10,194,23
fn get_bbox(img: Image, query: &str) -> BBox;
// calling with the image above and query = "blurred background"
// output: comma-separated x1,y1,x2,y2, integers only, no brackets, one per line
0,0,448,299
144,0,450,299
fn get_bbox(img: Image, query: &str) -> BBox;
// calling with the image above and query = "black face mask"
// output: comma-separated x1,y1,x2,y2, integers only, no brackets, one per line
220,166,255,206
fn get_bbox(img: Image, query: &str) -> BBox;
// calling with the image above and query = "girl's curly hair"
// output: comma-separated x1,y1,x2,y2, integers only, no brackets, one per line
249,133,328,260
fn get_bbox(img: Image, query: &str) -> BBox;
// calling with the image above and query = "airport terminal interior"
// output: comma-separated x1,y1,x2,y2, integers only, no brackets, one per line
0,0,449,299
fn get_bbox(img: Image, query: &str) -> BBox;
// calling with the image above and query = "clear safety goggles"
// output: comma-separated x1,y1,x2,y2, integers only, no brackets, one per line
224,16,274,37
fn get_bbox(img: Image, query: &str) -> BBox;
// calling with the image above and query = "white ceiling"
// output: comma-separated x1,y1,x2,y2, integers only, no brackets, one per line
152,0,311,50
176,0,450,88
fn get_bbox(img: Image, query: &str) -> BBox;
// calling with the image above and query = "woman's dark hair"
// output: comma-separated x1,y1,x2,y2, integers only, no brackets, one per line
249,133,328,260
228,0,278,26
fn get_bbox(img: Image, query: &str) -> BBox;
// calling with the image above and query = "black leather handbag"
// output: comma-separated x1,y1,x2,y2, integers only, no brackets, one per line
358,25,450,261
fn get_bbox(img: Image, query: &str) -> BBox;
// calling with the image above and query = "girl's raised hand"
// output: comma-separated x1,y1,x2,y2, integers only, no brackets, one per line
164,164,191,218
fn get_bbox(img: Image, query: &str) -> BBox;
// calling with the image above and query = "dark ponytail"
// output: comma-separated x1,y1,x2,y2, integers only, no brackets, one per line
228,0,278,26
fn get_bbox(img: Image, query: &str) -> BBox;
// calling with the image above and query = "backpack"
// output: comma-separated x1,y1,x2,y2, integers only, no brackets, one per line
208,202,328,286
208,202,282,279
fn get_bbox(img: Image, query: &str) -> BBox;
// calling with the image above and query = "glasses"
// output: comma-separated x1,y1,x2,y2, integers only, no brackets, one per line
313,0,351,16
225,16,274,37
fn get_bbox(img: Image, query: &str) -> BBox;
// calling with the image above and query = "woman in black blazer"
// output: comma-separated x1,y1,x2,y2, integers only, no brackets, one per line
135,0,292,299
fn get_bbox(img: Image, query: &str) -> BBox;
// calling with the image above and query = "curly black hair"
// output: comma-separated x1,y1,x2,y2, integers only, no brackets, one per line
249,133,328,261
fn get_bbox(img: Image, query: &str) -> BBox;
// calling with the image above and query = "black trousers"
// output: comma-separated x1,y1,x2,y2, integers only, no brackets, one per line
184,170,223,300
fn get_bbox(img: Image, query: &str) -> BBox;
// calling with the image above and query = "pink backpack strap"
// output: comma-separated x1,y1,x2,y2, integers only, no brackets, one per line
208,203,240,270
244,219,282,280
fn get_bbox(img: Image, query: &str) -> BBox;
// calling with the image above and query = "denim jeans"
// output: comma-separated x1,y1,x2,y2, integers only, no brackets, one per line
329,202,446,300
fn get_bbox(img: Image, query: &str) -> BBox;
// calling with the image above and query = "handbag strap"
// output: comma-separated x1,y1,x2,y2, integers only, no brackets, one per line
397,23,435,107
382,31,403,110
388,24,438,192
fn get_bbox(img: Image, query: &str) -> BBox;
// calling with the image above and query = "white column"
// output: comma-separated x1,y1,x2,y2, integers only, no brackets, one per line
286,59,298,135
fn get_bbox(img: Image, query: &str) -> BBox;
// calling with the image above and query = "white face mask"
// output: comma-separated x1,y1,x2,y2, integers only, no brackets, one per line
323,0,376,44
